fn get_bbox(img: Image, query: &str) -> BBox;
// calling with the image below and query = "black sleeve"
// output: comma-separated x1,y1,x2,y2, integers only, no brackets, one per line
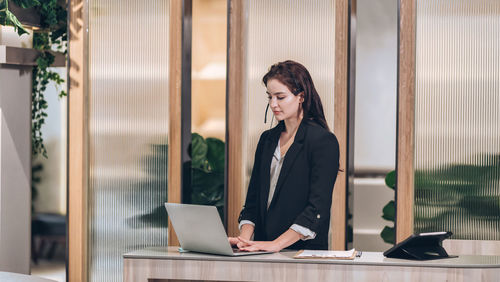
238,132,268,224
293,132,340,233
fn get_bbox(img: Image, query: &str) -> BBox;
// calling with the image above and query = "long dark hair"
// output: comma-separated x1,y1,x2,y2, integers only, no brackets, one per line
262,60,330,131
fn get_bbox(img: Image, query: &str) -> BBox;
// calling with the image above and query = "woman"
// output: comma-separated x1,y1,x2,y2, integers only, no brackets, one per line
229,60,340,252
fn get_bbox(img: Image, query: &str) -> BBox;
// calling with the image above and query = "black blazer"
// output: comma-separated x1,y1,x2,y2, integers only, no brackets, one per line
239,119,340,250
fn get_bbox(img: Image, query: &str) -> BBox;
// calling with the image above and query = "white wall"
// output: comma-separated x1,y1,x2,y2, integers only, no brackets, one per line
0,26,32,274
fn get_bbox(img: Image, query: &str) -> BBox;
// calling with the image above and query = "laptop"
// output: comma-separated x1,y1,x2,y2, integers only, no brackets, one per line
164,203,272,256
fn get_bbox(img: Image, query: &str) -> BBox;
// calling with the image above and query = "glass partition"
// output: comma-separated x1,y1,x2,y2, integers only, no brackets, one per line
414,0,500,239
88,1,170,281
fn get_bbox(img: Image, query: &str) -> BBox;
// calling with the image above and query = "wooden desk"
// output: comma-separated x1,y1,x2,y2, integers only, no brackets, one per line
124,247,500,282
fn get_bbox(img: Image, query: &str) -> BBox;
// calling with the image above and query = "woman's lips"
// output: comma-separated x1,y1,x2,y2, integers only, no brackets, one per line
273,111,281,114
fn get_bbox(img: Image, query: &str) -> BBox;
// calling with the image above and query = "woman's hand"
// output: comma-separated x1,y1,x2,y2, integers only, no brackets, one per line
236,228,303,252
228,237,240,246
228,237,252,249
237,237,282,252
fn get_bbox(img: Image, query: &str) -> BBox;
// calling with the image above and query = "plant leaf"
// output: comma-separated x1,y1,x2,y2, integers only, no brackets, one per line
4,9,29,35
385,170,396,189
382,200,395,221
191,133,207,169
11,0,40,9
206,137,225,173
191,167,224,206
381,226,395,244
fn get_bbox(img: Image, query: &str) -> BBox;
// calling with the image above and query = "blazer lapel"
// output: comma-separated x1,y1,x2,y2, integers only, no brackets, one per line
259,122,284,223
268,120,307,209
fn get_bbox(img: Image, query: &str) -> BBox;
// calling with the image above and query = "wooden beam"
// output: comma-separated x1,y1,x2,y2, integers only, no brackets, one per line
332,0,350,251
67,0,88,281
167,0,183,247
0,45,65,67
395,0,416,243
226,0,246,237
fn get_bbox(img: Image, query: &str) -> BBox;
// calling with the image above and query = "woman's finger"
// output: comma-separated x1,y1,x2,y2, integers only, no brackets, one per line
237,236,254,245
240,246,258,252
236,241,250,249
241,243,265,252
228,237,241,246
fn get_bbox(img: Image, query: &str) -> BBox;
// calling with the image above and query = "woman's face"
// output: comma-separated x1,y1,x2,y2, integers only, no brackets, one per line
266,78,303,122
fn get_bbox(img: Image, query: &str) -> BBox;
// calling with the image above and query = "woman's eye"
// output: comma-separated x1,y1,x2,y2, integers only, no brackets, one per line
267,96,272,100
277,96,285,100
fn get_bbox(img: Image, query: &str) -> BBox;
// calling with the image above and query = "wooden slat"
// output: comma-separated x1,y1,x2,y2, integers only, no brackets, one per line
67,0,88,281
167,0,183,247
332,0,349,250
226,0,246,237
395,0,416,243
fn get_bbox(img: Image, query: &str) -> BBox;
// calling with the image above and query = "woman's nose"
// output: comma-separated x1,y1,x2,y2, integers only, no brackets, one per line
269,97,278,107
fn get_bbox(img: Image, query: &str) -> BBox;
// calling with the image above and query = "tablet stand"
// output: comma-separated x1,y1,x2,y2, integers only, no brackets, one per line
384,231,456,260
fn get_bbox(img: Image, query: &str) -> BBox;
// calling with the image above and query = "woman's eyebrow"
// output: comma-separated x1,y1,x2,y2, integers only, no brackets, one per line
266,91,286,95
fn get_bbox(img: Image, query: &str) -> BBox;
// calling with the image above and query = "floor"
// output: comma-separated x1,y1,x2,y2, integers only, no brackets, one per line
30,241,66,282
31,259,65,282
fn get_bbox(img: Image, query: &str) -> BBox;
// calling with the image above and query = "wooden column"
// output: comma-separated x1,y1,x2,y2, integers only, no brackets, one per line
332,0,351,250
68,0,88,281
167,0,183,247
395,0,416,243
226,0,246,237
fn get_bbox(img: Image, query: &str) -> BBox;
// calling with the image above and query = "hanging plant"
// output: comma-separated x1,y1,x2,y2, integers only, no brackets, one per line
0,0,33,35
32,0,67,158
0,0,67,158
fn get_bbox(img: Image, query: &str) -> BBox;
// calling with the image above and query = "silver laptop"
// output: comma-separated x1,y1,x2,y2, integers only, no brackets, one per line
164,203,272,256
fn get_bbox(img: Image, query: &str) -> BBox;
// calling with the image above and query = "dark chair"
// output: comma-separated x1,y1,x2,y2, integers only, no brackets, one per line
31,213,66,264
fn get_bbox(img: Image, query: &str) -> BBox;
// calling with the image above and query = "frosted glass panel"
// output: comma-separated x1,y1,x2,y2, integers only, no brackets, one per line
88,1,170,281
245,0,336,191
414,0,500,239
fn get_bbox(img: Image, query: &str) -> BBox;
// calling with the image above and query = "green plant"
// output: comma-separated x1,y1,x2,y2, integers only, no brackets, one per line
128,134,226,228
125,143,169,228
0,0,33,35
414,154,500,239
189,133,225,219
31,0,67,157
380,170,395,244
1,0,67,158
381,154,500,243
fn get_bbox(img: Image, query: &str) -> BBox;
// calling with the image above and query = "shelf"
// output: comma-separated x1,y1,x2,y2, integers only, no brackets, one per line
0,45,65,67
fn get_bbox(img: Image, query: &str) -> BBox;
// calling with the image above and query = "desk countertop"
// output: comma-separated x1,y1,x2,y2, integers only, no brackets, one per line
123,246,500,269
